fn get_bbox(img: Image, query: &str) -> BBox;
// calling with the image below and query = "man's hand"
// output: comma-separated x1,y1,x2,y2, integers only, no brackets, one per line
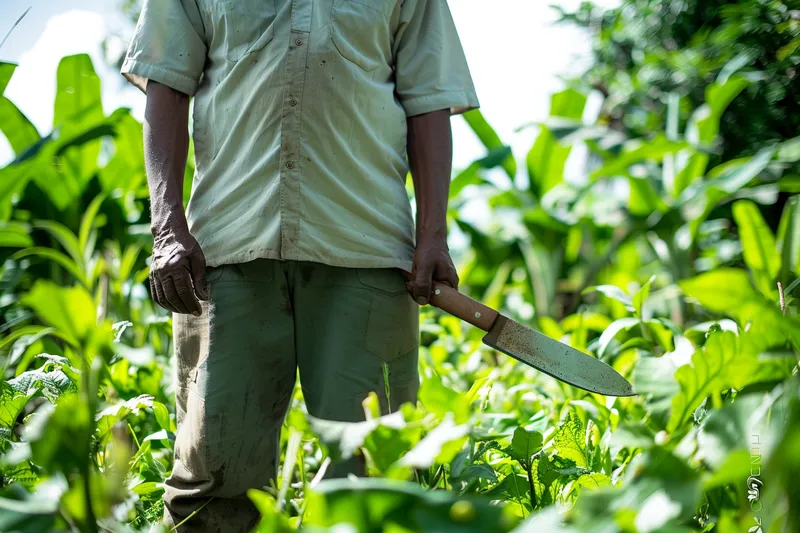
150,227,209,316
405,234,459,305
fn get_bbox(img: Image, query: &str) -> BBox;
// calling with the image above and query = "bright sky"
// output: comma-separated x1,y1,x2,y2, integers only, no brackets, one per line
0,0,617,171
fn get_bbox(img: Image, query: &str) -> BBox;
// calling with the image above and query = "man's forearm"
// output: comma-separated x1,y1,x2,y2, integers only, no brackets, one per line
144,81,192,241
407,109,453,244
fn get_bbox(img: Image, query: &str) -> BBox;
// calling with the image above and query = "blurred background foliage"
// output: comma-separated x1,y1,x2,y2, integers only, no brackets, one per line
1,0,799,532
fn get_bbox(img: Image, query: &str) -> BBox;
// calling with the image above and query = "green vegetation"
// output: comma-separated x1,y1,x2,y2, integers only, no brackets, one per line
1,1,799,531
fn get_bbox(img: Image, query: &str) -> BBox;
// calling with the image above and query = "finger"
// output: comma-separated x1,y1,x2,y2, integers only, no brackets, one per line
189,250,209,301
162,275,192,315
435,261,460,291
171,269,202,316
410,262,434,305
151,273,174,313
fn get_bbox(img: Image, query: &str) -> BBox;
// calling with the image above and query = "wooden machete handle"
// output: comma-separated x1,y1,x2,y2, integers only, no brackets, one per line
428,281,499,332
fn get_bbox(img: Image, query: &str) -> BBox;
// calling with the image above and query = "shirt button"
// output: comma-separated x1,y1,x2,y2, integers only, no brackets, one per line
295,39,304,46
290,99,298,106
286,161,295,169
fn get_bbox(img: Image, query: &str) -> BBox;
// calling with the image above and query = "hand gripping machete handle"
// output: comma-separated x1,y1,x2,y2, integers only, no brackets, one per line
428,281,499,332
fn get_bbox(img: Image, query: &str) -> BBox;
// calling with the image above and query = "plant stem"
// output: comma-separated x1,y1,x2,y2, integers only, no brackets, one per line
526,462,537,510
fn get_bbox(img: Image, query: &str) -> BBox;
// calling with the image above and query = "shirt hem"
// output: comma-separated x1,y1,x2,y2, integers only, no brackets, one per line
205,248,413,273
121,58,199,96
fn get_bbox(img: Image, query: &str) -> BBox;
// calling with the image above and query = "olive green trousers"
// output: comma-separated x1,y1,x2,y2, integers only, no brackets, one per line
163,259,420,532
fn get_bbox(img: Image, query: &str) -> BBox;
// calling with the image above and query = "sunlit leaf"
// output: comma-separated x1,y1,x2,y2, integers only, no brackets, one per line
632,275,655,318
0,221,33,247
552,411,588,469
462,109,516,180
668,331,740,432
510,427,544,466
528,88,586,198
777,195,800,283
732,200,780,296
0,61,16,96
597,317,640,357
20,281,96,346
95,394,155,443
678,268,761,313
576,473,610,489
399,415,470,469
0,97,40,154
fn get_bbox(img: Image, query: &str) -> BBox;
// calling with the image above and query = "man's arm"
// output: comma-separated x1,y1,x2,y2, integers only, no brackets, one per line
404,109,460,305
145,81,208,316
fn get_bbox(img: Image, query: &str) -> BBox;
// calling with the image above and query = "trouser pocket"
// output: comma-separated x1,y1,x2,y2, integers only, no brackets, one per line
357,268,419,363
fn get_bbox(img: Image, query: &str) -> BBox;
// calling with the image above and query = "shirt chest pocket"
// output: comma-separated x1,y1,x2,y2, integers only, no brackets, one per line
210,0,277,63
330,0,395,72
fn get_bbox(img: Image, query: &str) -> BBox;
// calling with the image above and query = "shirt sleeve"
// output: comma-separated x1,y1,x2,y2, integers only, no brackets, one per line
393,0,479,117
121,0,207,96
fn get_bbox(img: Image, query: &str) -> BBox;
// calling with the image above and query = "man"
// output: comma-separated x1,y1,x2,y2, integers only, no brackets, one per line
122,0,478,530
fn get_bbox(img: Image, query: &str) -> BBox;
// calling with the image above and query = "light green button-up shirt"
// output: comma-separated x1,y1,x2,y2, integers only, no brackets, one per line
122,0,479,271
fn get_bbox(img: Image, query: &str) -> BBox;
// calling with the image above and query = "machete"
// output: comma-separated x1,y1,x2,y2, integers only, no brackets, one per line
429,281,635,397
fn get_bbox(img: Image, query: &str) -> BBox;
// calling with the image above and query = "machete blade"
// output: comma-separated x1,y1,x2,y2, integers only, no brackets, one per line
483,315,635,397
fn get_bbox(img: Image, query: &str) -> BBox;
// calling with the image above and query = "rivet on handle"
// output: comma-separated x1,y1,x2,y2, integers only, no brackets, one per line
475,312,481,319
435,289,441,295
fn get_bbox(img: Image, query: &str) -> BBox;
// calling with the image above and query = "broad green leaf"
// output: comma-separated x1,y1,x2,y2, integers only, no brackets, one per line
597,317,640,357
590,135,689,181
776,136,800,163
99,111,146,196
54,54,103,132
528,88,586,198
583,284,633,308
487,473,530,500
0,96,40,154
152,401,172,432
399,415,470,469
0,221,33,247
31,220,83,268
632,275,655,318
628,175,669,215
307,477,519,532
676,75,749,192
777,195,800,283
248,489,295,533
668,331,739,432
561,313,613,334
449,164,493,199
677,147,778,238
78,193,105,262
678,268,761,313
1,328,58,371
95,394,155,443
510,427,544,465
0,62,16,95
418,373,471,424
631,340,691,414
310,411,405,462
12,248,89,288
0,362,76,429
462,109,515,180
53,54,104,191
20,281,96,346
552,411,587,469
27,394,92,475
732,200,780,296
0,486,58,533
455,464,497,484
576,473,610,489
